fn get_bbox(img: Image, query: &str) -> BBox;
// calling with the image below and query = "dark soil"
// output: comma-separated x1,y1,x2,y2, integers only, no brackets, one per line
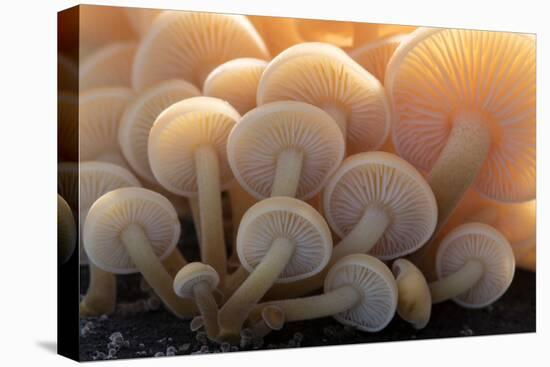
78,220,536,361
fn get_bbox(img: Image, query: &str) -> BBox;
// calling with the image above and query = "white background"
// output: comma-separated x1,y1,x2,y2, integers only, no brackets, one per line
0,0,547,366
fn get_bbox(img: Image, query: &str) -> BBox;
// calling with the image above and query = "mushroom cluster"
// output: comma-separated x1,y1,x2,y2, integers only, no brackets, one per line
59,6,535,349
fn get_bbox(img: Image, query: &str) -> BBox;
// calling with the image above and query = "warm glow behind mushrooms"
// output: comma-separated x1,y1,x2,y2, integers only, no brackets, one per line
132,11,269,90
80,42,137,90
257,42,391,154
80,5,136,51
58,92,78,161
124,7,162,37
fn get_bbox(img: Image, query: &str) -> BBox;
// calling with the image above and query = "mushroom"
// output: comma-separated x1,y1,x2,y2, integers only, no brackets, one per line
218,196,332,341
252,254,398,332
79,42,137,90
83,187,196,318
429,223,515,308
249,305,285,338
174,262,220,340
227,101,345,199
391,259,431,329
58,194,76,264
148,96,241,283
79,87,133,168
57,92,78,161
124,7,161,37
349,34,410,84
385,28,536,267
266,151,437,299
132,11,269,90
257,42,391,154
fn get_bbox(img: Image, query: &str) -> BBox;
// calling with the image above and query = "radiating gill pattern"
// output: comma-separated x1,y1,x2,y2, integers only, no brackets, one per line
327,262,396,332
133,12,268,89
259,54,389,153
119,81,200,183
149,111,235,196
327,162,436,259
437,231,515,308
230,110,343,200
390,29,535,202
238,210,331,282
85,195,179,274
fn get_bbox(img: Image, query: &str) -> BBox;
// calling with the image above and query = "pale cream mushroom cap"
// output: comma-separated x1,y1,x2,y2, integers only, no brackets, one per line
80,42,137,90
83,187,181,274
173,262,220,299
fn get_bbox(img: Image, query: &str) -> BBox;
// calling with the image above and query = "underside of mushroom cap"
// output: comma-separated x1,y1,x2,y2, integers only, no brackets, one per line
80,41,137,90
436,222,515,308
83,187,181,274
349,34,410,84
257,42,391,154
237,196,332,283
148,96,241,196
325,254,397,332
119,79,201,184
203,58,268,115
228,101,345,200
323,151,438,260
173,262,220,298
79,87,134,164
386,28,536,202
132,11,269,90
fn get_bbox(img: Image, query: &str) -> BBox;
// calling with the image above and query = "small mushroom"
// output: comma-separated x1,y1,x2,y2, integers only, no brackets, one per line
385,28,536,265
174,263,221,340
83,187,196,318
249,305,285,338
79,87,133,167
349,34,410,84
79,42,137,90
258,42,391,154
228,101,345,199
148,96,241,282
266,151,437,299
429,223,515,308
132,11,269,90
253,254,398,332
391,259,431,329
218,196,332,341
58,194,76,264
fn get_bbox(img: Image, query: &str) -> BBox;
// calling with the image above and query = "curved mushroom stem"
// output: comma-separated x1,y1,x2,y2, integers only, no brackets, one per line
195,145,227,284
429,258,484,304
263,206,390,300
323,104,347,142
228,184,257,266
415,111,491,274
218,237,294,342
121,223,197,318
79,263,117,316
271,149,304,197
189,197,202,245
251,285,360,322
392,259,431,329
192,282,220,340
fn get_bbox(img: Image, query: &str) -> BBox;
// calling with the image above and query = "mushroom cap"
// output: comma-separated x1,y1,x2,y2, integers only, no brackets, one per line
79,87,134,165
323,151,438,260
58,194,76,264
227,101,345,200
237,196,332,283
83,187,181,274
261,305,285,331
257,42,391,154
132,11,269,90
173,262,220,299
385,28,536,203
325,253,398,332
124,8,162,37
203,58,268,115
80,42,137,90
119,79,201,184
58,92,78,161
392,258,431,329
436,222,515,308
349,34,410,84
148,96,241,196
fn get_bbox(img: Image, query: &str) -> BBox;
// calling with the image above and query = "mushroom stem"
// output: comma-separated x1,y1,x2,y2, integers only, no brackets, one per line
218,237,294,341
121,223,196,318
79,263,117,316
192,282,220,339
189,197,201,244
195,145,227,284
429,258,484,304
229,184,257,265
253,285,360,322
323,104,347,141
271,149,304,197
223,266,249,299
